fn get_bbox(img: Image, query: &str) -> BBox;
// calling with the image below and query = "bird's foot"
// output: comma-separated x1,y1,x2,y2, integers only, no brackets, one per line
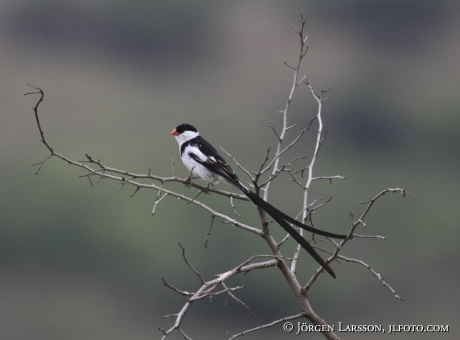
202,183,213,195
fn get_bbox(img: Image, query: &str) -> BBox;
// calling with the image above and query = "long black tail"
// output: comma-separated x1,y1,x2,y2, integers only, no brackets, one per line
241,188,340,278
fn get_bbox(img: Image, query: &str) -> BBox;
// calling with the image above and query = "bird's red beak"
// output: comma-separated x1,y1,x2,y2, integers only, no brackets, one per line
170,129,179,136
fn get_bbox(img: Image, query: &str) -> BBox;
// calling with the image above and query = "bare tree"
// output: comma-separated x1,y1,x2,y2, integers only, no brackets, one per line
26,15,406,340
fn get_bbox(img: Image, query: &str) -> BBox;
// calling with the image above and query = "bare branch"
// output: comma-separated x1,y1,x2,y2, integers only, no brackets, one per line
291,83,327,274
254,147,271,178
161,277,194,297
178,329,193,340
359,188,409,222
290,22,301,35
285,170,306,189
160,282,211,339
25,85,49,148
25,85,55,174
219,147,254,181
179,243,205,284
260,120,314,178
337,255,404,301
30,154,53,175
312,175,347,183
226,313,303,340
202,215,215,250
221,282,254,317
305,196,333,220
161,257,279,339
263,15,310,202
229,195,240,216
283,61,296,71
352,234,386,240
305,188,407,289
267,123,282,142
152,191,168,216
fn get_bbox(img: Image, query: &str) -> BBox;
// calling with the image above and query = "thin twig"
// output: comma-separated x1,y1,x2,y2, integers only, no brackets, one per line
202,215,215,250
221,282,254,317
179,243,204,284
337,255,404,301
226,313,303,340
229,195,240,216
219,147,254,181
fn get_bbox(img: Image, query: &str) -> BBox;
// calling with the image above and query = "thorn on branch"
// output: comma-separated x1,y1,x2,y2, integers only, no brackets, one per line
130,186,140,197
300,45,309,59
117,179,126,192
294,165,309,178
321,88,332,95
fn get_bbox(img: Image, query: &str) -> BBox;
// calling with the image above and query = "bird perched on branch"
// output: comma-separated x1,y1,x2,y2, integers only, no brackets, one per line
171,123,346,278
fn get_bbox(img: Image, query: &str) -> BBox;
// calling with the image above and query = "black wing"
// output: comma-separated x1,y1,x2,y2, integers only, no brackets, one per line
188,136,241,186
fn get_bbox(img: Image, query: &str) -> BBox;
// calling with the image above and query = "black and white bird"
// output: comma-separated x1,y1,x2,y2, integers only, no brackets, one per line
171,123,346,278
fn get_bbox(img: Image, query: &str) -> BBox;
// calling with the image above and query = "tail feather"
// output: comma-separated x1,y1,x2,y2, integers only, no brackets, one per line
272,204,347,239
242,188,338,278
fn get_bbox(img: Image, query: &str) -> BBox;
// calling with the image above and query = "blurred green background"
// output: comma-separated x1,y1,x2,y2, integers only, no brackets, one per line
2,1,459,339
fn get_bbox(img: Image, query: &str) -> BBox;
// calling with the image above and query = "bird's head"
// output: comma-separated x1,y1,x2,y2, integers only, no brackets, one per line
170,124,199,144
